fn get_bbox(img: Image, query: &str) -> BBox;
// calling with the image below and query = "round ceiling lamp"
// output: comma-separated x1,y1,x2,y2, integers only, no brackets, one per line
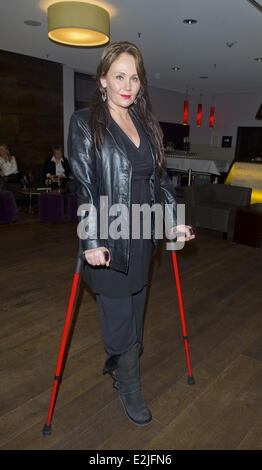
47,1,110,47
183,19,197,25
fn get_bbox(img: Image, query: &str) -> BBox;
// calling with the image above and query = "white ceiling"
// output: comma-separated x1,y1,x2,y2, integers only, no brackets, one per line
0,0,262,95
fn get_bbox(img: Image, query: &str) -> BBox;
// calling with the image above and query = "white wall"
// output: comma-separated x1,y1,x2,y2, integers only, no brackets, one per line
148,86,184,123
148,85,262,162
189,92,262,161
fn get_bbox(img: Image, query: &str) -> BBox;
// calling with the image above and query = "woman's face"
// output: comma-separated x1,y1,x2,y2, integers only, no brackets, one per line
54,150,62,160
0,146,7,158
100,52,141,110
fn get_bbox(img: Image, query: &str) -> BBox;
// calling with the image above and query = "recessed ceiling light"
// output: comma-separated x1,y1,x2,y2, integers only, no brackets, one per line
200,76,209,79
172,66,181,71
24,20,42,26
183,19,197,25
226,41,238,48
254,57,262,61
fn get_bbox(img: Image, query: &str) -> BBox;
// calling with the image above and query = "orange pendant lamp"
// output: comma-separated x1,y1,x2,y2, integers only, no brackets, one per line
182,100,189,125
209,106,215,128
196,91,203,127
196,103,202,127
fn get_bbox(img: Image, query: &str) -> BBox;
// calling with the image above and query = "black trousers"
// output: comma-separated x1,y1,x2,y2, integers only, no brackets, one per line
96,285,148,356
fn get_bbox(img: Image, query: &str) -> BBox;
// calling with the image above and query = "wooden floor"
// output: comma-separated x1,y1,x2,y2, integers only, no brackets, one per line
0,213,261,450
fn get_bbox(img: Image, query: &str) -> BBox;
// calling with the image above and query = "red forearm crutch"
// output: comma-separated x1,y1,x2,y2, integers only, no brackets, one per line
42,253,84,436
171,251,195,385
42,250,193,435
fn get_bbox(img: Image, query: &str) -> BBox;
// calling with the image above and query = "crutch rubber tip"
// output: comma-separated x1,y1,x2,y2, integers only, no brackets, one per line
42,424,52,436
187,376,195,385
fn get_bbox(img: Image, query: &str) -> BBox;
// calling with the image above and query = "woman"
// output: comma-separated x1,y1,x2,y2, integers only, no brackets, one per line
43,146,73,189
0,144,19,190
68,41,195,426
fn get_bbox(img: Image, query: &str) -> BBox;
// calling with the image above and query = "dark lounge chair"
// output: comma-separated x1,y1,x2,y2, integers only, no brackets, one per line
184,183,252,239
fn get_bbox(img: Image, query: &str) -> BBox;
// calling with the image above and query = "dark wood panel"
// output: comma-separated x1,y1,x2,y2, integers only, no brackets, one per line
0,49,63,169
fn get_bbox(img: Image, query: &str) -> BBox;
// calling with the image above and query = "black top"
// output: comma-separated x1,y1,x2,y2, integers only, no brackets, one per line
83,112,154,298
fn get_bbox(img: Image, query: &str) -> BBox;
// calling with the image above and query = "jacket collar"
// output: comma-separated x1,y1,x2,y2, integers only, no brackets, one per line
97,106,139,126
51,156,64,163
96,107,156,166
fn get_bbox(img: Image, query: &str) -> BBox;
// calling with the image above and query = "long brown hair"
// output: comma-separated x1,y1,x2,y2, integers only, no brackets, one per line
89,41,165,168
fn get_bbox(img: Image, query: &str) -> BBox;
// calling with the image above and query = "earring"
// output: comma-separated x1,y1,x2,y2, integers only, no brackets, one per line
101,87,107,102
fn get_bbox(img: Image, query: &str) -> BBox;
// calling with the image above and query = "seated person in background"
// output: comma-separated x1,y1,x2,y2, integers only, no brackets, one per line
0,144,19,190
43,146,75,191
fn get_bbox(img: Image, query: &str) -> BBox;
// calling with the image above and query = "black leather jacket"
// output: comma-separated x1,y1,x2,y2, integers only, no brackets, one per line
68,108,177,273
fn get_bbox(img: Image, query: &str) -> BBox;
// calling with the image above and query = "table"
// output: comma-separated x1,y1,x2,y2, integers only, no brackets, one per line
166,156,230,175
166,156,230,186
19,188,65,213
233,204,262,248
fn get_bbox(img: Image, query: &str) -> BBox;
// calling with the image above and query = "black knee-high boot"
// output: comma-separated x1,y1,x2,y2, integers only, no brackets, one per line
113,343,152,426
103,354,119,389
103,343,144,390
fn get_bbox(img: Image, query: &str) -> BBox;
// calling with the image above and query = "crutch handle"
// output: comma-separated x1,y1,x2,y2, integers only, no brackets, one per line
75,252,84,274
79,249,110,266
